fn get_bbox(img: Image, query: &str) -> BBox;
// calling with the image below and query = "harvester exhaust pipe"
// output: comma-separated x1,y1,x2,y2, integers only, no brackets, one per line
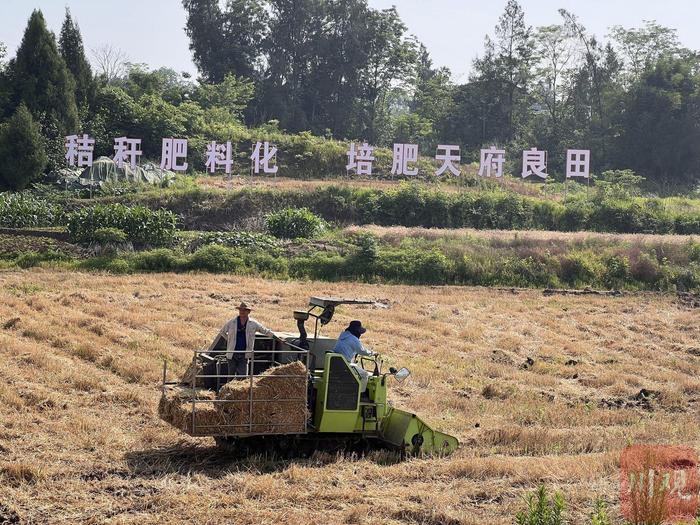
293,311,310,350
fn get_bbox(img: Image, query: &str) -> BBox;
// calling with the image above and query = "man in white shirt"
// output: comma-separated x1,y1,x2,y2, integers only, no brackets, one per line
218,302,273,377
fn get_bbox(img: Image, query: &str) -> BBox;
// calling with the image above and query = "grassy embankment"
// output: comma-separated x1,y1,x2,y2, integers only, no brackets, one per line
3,181,700,290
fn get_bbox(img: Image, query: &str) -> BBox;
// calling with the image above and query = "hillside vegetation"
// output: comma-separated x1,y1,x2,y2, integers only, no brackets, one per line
68,182,700,234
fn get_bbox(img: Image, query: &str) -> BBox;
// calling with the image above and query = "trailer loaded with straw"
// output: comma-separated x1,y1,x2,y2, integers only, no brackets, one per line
159,297,459,457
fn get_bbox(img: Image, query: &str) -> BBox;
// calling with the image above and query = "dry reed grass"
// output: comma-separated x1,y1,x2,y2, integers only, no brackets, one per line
346,224,699,246
0,269,697,524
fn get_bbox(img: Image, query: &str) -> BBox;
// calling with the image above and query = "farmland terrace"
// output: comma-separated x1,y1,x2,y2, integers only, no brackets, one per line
0,270,698,524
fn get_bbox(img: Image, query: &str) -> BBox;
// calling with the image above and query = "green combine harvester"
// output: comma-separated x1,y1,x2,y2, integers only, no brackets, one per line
160,297,459,457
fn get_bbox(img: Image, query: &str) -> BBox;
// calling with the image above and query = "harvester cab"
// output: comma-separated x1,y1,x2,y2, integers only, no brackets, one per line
159,296,459,457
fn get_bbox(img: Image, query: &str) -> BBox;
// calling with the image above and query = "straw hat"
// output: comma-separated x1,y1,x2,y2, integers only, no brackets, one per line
237,302,252,312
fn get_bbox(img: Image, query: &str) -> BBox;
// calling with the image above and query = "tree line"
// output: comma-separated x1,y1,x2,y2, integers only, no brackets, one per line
182,0,700,190
0,2,699,192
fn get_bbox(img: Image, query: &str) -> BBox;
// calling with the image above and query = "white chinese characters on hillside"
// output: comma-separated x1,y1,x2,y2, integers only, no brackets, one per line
65,135,592,181
65,134,94,168
521,147,548,179
478,146,506,178
161,138,188,172
206,141,233,174
566,149,590,179
346,142,375,175
435,145,461,176
391,143,418,176
113,137,142,169
252,141,278,174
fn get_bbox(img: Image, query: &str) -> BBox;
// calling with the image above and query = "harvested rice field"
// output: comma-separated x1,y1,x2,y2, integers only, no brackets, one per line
0,269,699,524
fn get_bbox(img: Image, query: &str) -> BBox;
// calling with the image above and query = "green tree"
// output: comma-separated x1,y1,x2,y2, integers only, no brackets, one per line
559,10,623,171
531,24,578,175
0,42,9,117
358,7,417,143
7,10,79,134
310,0,371,136
410,45,455,149
119,65,193,105
133,95,187,158
59,8,95,108
87,85,140,155
494,0,534,141
615,56,700,189
610,21,682,82
182,0,267,82
0,104,47,190
462,38,509,149
259,0,325,131
194,73,254,118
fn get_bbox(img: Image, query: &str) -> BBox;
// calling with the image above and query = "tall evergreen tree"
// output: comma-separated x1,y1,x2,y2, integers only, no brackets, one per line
7,10,79,134
0,104,47,190
494,0,533,141
59,8,95,108
469,37,509,146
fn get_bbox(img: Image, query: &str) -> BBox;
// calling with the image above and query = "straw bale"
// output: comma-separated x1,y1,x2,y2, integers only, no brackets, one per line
158,387,225,435
216,361,308,434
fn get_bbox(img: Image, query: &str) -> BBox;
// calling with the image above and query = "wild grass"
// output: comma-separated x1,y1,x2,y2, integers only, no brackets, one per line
0,270,697,524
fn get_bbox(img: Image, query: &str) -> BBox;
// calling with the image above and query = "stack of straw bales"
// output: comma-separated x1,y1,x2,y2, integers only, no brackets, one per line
217,361,308,434
159,361,308,435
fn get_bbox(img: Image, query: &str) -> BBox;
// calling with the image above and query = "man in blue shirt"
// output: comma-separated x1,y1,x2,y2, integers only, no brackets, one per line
332,320,375,391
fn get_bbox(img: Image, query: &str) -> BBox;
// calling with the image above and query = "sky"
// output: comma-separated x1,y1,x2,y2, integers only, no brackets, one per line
2,0,699,82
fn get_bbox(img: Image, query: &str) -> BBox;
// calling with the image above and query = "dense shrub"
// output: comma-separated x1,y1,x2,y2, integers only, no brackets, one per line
689,241,700,263
77,256,132,274
0,192,61,227
240,251,288,275
131,248,183,272
186,245,243,272
559,252,600,286
344,232,379,277
66,204,177,247
25,229,700,291
630,252,664,285
602,254,631,289
92,228,128,244
265,207,325,239
184,230,281,253
15,250,71,268
496,256,559,288
289,253,346,281
376,248,452,284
